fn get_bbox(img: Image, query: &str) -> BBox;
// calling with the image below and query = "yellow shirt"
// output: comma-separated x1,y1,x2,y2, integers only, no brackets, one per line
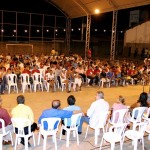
11,104,34,124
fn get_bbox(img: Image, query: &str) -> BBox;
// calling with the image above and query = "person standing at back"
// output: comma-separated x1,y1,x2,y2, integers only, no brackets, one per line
78,91,109,134
11,95,38,147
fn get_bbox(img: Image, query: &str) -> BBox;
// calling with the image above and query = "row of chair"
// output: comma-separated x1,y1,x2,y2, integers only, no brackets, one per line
1,107,150,150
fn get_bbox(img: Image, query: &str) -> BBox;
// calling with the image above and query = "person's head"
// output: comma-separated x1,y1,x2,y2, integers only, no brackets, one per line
17,95,25,104
52,100,61,109
67,95,76,106
118,95,125,105
138,92,148,107
96,91,104,100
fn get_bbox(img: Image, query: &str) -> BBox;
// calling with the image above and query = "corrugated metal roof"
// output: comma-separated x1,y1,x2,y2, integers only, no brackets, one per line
45,0,150,18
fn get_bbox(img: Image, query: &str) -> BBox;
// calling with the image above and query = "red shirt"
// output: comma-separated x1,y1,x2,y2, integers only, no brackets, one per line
86,69,94,76
0,108,12,128
22,69,31,75
32,69,40,74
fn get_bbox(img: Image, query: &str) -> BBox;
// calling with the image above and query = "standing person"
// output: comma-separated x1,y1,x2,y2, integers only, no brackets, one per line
78,91,109,134
38,99,82,130
11,95,38,147
87,48,92,59
0,97,13,145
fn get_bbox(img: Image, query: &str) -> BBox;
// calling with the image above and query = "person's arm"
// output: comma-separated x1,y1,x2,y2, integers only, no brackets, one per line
73,110,82,114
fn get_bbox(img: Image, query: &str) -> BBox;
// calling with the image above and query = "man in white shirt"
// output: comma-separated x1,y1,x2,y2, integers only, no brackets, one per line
78,91,109,134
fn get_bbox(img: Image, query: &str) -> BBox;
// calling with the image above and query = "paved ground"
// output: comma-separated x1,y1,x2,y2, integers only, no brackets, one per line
1,84,150,149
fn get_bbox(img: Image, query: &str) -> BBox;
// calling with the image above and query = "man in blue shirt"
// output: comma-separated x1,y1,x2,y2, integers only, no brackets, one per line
38,99,81,130
63,95,82,134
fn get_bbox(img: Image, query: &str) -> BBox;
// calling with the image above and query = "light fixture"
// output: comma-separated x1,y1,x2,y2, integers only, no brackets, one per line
104,29,106,32
13,30,16,33
71,29,74,31
46,29,49,32
24,30,28,33
120,31,123,33
95,9,100,14
78,28,81,31
95,29,98,32
55,29,58,32
36,29,40,32
64,29,66,32
1,29,4,32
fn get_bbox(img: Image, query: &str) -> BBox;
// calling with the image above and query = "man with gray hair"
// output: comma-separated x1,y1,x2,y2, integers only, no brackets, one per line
78,91,109,134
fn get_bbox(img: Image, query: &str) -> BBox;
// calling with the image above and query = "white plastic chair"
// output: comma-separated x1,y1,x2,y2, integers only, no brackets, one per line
32,72,43,92
0,118,13,148
11,118,36,150
100,123,127,150
44,73,56,92
20,73,32,93
6,74,18,94
60,113,82,147
123,122,148,150
128,107,147,130
106,109,129,131
59,76,67,91
38,118,61,150
85,111,109,145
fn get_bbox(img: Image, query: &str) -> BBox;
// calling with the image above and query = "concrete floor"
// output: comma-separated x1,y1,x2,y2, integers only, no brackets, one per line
1,84,150,149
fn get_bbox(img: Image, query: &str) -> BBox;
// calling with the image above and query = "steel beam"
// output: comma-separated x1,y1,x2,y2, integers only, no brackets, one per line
85,15,91,59
66,18,71,55
110,10,118,61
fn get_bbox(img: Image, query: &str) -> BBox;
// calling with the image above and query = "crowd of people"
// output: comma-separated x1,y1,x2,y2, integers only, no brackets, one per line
0,52,150,94
0,90,150,147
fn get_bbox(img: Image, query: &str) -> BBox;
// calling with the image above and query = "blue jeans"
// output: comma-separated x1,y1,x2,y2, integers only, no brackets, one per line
78,116,90,133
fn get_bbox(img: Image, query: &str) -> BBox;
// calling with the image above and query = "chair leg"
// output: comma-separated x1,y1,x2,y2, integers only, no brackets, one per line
76,129,79,145
0,136,2,150
14,136,18,150
59,127,63,140
111,142,115,150
53,135,57,150
99,137,104,150
32,133,36,146
133,140,138,150
85,125,89,138
38,132,41,145
66,130,70,147
24,137,28,150
43,136,47,150
9,131,13,146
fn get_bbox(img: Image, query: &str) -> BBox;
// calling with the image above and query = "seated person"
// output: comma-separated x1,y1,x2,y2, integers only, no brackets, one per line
62,95,82,134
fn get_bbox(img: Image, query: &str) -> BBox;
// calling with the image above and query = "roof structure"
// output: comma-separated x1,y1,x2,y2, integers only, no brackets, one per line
45,0,150,18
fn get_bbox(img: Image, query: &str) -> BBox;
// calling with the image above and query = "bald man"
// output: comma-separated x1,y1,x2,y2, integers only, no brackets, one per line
38,100,81,130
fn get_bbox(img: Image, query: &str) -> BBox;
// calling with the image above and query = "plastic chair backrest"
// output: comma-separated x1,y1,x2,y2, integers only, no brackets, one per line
89,111,109,128
64,113,82,128
7,74,17,83
0,118,7,135
111,109,129,124
132,107,147,121
33,72,42,82
20,73,30,84
41,118,61,131
109,123,127,137
11,118,32,136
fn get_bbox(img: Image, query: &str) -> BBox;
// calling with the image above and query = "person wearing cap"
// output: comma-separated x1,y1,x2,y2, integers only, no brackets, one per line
0,97,13,145
78,91,109,134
